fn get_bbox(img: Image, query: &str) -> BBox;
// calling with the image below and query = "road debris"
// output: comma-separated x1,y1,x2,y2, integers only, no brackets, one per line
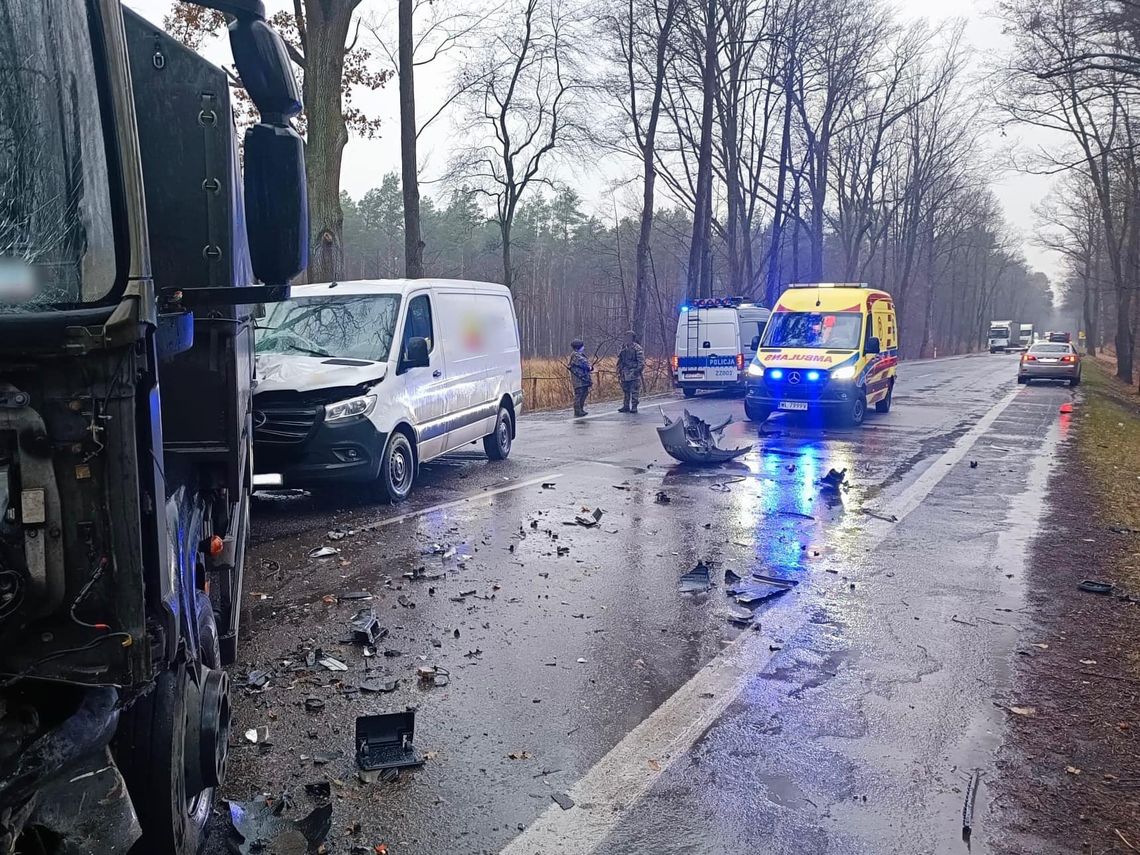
679,561,712,593
657,410,751,464
572,508,604,527
507,751,532,760
860,508,898,523
725,568,742,585
317,653,348,672
728,575,798,605
542,482,557,489
961,770,981,843
654,491,671,505
551,792,575,811
356,709,425,772
304,781,331,799
246,670,271,690
304,698,325,713
328,528,352,541
820,468,847,491
360,678,399,693
308,546,340,559
244,726,269,744
612,483,632,491
226,795,332,855
1078,579,1113,595
969,460,978,469
416,665,450,687
338,591,373,601
350,608,386,645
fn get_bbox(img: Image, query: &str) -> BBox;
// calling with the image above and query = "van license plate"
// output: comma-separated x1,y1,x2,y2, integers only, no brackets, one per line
682,370,703,378
778,401,808,412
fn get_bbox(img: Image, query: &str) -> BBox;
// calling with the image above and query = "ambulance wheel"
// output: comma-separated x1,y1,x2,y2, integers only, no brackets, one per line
484,407,513,460
683,388,697,399
744,401,770,423
846,393,867,427
874,381,893,414
378,432,415,503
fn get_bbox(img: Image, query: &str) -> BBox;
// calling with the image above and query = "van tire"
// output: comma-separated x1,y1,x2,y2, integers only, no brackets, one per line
744,401,770,423
874,381,893,413
484,407,513,460
846,393,867,427
378,432,415,503
683,388,697,399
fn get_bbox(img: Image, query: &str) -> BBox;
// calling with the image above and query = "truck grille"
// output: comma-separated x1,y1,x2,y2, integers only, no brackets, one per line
253,403,321,445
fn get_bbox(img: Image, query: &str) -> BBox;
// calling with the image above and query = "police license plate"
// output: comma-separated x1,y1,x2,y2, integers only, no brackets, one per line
778,401,809,412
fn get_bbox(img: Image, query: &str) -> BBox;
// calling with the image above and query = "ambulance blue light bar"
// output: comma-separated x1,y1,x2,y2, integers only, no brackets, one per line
681,296,745,310
788,282,871,289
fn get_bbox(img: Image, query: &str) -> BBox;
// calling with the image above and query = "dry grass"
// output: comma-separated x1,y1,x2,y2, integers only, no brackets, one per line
521,356,675,411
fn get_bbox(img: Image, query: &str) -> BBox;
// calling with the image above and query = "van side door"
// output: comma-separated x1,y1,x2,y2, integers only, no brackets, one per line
398,292,449,461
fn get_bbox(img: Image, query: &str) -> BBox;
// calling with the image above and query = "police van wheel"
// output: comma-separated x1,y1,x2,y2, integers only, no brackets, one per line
847,394,867,427
484,407,513,460
683,388,697,399
744,401,770,423
379,432,415,503
874,382,893,414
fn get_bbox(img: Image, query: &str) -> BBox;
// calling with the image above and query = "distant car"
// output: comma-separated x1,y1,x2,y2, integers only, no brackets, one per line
1047,331,1072,343
1018,342,1080,386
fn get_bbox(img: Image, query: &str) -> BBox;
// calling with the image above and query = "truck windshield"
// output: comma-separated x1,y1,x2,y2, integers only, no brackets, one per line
989,327,1010,338
256,295,401,362
0,0,118,309
762,312,863,350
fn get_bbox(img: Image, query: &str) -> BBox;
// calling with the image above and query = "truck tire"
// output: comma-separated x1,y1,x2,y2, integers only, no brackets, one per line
874,381,893,414
683,388,697,399
483,407,513,460
117,609,220,855
744,401,770,422
378,432,415,503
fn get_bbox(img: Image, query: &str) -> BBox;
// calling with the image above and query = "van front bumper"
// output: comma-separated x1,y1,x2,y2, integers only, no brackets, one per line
254,407,385,486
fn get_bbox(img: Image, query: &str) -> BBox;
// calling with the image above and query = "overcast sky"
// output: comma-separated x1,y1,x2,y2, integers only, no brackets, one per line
127,0,1062,283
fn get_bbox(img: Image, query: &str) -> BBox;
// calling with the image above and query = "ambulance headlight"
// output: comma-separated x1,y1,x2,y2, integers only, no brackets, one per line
746,362,764,377
831,366,857,381
325,394,377,422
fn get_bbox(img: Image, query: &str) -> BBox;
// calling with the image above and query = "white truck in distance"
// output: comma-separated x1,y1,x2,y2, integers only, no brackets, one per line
1019,323,1035,348
989,320,1015,353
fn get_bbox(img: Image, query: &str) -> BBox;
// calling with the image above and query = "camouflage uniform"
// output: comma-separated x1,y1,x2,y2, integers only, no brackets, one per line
617,340,646,413
568,344,592,417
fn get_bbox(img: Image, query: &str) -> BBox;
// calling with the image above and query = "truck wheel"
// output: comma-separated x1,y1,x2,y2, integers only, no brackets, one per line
378,432,415,503
483,407,513,460
846,393,867,427
874,381,893,414
683,388,697,399
117,652,219,854
744,401,770,422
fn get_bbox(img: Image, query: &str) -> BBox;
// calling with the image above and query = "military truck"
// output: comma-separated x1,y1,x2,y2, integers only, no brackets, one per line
0,0,305,851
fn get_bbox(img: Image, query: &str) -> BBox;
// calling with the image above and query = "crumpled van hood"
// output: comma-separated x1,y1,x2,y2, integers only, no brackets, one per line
255,353,387,395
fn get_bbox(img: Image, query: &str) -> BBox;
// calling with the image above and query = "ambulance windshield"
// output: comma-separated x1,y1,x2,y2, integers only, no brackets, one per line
762,312,863,350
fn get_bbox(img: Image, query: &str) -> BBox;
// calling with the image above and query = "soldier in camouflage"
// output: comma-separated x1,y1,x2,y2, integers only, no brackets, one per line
568,338,592,417
617,330,646,413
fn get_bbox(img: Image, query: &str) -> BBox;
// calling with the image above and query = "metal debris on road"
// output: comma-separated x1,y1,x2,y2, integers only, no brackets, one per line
226,796,333,855
356,708,425,772
679,561,712,593
551,792,575,811
654,491,671,505
961,770,981,843
317,654,348,672
657,410,751,464
350,608,386,645
308,545,340,559
1078,579,1113,595
572,508,604,527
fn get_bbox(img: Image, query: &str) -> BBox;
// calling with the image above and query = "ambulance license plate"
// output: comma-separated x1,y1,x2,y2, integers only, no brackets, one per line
778,401,808,412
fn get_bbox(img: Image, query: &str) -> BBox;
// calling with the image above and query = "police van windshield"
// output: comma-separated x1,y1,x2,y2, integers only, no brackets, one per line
0,0,118,309
256,295,401,362
762,312,863,350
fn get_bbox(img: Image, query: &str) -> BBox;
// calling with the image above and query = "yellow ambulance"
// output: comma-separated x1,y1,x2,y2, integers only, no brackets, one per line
743,283,898,426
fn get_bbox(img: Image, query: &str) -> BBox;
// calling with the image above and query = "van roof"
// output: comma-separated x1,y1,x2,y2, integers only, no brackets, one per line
288,278,512,299
774,285,893,313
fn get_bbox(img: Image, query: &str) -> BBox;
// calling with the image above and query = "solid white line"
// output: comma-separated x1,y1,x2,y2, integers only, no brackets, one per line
499,385,1023,855
359,472,563,531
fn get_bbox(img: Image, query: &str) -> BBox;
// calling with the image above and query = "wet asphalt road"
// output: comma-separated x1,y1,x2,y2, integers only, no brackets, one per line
208,353,1075,855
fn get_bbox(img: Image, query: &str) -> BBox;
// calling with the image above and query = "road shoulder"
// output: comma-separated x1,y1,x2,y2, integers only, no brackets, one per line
993,364,1140,853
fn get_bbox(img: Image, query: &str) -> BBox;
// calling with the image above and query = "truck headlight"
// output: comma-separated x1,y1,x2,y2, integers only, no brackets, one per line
325,394,377,422
831,365,857,381
746,362,764,377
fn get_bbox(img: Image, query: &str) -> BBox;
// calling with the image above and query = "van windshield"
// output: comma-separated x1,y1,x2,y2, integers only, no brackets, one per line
762,312,863,350
256,295,401,362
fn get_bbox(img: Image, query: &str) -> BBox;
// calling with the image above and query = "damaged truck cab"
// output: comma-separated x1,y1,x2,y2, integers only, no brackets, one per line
0,1,305,852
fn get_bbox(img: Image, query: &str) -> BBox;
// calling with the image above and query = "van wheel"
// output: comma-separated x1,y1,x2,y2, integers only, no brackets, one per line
744,401,770,423
683,388,697,399
846,393,867,427
484,407,513,460
378,432,415,503
874,382,893,413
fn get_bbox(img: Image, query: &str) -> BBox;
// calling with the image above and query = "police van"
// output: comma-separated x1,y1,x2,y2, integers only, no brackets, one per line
671,297,772,397
744,283,898,426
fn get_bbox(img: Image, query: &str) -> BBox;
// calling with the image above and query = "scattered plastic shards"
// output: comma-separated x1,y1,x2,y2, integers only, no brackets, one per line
244,726,269,744
724,568,742,585
657,410,751,464
612,483,632,491
459,588,477,597
573,508,604,527
246,670,270,689
397,594,415,609
317,654,348,672
557,545,570,556
304,781,331,799
338,591,373,601
226,795,332,855
679,562,712,593
350,609,386,645
542,482,557,490
551,792,575,810
404,566,443,582
304,698,325,713
360,678,400,693
820,468,847,491
327,529,351,541
654,491,671,505
308,546,340,559
727,610,757,627
416,665,450,687
728,575,798,606
356,708,425,772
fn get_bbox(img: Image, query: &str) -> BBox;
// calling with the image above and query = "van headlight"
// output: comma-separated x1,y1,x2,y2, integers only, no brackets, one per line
325,394,377,422
746,362,764,377
831,365,857,381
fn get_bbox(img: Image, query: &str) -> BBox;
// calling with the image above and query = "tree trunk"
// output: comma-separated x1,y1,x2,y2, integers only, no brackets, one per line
686,0,717,301
399,0,424,278
501,219,513,289
765,60,795,308
1117,285,1135,384
302,1,356,284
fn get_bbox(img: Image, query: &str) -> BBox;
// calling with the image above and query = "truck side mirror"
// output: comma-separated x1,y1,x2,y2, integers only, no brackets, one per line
866,336,881,355
750,335,761,351
403,337,431,369
244,124,308,286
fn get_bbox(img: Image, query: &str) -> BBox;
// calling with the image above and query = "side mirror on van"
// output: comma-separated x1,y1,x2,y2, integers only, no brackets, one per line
403,337,431,369
750,335,761,351
866,337,881,355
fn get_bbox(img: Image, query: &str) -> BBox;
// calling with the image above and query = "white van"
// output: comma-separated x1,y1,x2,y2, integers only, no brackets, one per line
672,298,771,397
252,279,523,501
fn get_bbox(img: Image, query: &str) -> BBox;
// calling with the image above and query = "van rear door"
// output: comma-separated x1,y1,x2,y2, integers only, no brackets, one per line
701,309,740,383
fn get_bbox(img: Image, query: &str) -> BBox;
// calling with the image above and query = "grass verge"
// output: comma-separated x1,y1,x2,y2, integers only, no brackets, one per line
521,356,675,411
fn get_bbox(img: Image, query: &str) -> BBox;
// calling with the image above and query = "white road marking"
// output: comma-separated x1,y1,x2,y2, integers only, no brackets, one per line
500,385,1023,855
359,472,563,531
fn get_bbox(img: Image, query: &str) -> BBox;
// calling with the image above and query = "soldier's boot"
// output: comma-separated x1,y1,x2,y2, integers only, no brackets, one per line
618,388,630,413
630,384,640,413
